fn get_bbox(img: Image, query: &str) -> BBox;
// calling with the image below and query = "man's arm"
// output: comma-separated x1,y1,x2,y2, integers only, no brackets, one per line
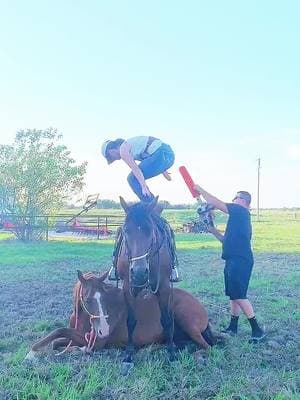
120,142,151,196
194,184,228,214
207,225,224,242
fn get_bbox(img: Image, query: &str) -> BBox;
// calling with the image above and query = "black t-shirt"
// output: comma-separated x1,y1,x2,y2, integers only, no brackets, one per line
221,203,253,262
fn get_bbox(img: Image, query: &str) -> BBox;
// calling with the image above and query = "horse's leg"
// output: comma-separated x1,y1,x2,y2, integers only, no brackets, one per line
122,293,137,373
123,303,136,363
185,328,210,349
25,327,87,361
52,338,73,350
158,287,176,361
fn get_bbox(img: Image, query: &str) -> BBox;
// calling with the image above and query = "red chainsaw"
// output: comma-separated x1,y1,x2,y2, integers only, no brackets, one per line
179,166,215,231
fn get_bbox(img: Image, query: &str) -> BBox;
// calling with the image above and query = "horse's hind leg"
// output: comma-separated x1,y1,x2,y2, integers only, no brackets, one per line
25,328,87,361
186,325,211,349
52,338,73,350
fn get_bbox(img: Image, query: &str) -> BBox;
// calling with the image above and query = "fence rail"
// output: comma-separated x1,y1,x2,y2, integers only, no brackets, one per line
0,213,125,240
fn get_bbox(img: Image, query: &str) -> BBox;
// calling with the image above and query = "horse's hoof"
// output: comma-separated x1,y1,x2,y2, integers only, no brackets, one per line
120,361,134,376
24,350,38,364
168,352,177,362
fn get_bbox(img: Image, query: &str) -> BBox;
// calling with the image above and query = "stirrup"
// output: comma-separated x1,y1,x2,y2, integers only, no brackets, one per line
108,265,118,281
170,266,180,283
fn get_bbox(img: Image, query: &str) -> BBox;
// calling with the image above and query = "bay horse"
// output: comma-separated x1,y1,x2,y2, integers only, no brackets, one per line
25,271,215,362
115,197,179,366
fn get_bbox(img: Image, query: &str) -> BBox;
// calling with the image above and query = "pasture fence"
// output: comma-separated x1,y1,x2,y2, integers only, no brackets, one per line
1,209,299,241
0,213,125,240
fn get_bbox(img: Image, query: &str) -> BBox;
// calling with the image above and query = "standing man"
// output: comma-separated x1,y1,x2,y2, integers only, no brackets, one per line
194,185,265,341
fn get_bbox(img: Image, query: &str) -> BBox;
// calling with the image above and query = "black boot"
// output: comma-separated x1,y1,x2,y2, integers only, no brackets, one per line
221,315,239,335
108,228,123,281
248,316,266,342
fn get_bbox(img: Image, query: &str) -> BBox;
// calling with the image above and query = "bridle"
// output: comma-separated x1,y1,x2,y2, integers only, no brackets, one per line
122,219,166,294
56,283,107,355
79,287,109,351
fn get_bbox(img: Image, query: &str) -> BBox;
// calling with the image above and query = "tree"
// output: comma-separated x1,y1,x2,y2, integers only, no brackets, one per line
0,128,87,240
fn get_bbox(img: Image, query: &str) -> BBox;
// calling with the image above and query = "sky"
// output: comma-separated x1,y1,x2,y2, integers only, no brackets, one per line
0,1,299,208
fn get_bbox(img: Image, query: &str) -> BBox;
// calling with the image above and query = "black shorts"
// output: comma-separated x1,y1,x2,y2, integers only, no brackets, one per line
224,257,253,300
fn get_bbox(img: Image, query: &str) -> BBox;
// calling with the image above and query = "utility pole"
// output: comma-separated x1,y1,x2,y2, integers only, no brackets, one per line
257,157,261,221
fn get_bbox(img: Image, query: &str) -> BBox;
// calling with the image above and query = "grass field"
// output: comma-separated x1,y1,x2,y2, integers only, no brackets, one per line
0,210,299,400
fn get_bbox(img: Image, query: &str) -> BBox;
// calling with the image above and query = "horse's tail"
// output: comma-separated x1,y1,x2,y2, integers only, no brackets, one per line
201,323,217,346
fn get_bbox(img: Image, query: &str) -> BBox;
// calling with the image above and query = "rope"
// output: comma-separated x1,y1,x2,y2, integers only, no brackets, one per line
55,284,101,356
55,285,80,356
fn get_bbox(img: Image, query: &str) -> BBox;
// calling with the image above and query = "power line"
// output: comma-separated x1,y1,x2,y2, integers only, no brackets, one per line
257,157,261,221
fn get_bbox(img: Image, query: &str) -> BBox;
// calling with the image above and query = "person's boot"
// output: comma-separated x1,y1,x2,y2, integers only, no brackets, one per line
170,266,180,282
108,227,123,281
108,265,118,281
248,316,266,342
221,315,239,335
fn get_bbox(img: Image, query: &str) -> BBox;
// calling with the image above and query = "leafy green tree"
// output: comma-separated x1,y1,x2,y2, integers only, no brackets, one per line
0,128,87,240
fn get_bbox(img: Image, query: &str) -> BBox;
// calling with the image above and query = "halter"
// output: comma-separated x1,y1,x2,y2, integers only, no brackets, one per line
56,283,107,355
123,220,166,294
130,252,149,261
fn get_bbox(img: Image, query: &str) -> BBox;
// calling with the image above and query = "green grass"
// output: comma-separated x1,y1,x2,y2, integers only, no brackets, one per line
0,209,299,399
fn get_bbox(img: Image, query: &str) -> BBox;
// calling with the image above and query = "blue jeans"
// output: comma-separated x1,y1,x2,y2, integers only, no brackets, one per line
127,143,175,202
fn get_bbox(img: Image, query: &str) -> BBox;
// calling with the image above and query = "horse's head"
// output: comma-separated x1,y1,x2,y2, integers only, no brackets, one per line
77,270,114,339
120,196,159,290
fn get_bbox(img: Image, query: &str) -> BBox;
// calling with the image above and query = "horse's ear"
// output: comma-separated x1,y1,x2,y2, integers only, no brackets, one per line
119,196,128,212
77,270,85,284
98,270,109,282
146,196,159,212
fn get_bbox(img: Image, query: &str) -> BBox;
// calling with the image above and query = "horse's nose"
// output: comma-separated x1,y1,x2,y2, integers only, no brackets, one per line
92,317,110,338
130,261,148,285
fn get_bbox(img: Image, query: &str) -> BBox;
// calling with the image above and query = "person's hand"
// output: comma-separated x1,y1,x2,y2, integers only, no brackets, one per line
193,184,203,195
206,225,216,234
162,171,172,181
141,184,152,197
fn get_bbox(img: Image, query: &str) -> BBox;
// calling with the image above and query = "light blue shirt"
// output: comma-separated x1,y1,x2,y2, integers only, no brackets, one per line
126,136,162,161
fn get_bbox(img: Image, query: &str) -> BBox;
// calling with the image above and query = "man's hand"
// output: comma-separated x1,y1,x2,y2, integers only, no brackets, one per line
206,225,217,234
141,183,152,197
193,184,228,214
207,225,224,242
193,184,202,197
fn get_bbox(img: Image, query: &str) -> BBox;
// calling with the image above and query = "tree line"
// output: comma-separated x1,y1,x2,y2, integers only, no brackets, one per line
95,199,195,210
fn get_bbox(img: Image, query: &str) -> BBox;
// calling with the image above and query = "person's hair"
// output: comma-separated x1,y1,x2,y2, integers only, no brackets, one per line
237,191,251,205
106,138,125,153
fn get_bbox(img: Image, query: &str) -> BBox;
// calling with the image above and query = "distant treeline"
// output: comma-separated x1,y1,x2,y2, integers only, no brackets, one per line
95,199,196,210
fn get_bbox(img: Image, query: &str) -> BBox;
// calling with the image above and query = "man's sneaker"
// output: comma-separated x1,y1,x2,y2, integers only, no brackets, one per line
249,327,266,343
170,267,180,282
220,327,237,336
108,265,118,281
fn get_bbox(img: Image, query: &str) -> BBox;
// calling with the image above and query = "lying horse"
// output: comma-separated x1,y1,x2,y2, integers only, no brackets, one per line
116,197,178,365
25,271,215,361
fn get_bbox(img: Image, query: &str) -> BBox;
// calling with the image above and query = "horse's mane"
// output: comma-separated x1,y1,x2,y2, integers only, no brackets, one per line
125,202,171,238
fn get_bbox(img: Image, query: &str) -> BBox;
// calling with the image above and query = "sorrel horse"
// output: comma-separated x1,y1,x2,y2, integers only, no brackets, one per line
25,271,215,361
116,197,179,366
